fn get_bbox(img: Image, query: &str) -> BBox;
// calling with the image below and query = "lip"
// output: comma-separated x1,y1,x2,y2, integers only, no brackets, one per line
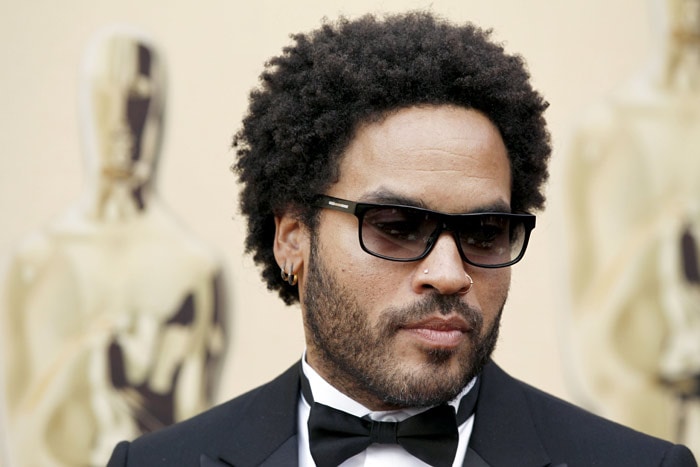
400,315,471,349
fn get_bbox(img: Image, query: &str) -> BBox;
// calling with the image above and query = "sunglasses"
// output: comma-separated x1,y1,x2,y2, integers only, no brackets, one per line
312,195,536,268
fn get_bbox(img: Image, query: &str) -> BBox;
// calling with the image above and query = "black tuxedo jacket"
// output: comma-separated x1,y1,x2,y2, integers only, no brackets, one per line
107,361,696,466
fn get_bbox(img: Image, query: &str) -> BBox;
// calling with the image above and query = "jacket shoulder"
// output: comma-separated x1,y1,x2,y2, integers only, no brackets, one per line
503,365,696,466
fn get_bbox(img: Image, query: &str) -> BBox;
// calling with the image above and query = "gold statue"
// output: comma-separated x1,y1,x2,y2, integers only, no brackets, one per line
0,25,226,466
565,0,700,455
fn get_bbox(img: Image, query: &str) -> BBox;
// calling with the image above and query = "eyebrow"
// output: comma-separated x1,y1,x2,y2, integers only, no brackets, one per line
360,190,428,208
359,189,512,214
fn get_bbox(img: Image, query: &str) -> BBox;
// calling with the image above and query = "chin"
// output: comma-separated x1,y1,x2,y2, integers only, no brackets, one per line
424,346,462,365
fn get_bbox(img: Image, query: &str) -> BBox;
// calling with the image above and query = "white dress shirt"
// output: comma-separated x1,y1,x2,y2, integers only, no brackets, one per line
297,357,476,467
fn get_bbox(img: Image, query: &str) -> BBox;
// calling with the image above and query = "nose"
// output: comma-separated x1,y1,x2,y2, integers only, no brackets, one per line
412,232,473,296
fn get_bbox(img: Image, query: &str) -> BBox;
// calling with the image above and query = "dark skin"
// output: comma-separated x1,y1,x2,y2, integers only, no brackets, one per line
274,105,511,410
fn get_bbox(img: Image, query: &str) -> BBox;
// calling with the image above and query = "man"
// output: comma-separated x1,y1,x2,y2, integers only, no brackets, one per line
108,11,697,467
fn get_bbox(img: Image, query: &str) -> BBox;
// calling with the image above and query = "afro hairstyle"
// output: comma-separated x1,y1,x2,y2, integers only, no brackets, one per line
233,11,551,304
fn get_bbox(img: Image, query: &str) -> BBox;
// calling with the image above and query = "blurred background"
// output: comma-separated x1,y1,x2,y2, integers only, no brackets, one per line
2,0,697,465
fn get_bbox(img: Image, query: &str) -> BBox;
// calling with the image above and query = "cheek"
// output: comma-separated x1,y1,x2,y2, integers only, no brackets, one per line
334,247,406,317
324,215,363,261
318,220,384,297
322,217,383,277
345,257,398,300
472,268,510,316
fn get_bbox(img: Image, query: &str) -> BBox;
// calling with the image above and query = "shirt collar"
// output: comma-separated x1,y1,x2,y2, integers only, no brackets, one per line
301,353,476,422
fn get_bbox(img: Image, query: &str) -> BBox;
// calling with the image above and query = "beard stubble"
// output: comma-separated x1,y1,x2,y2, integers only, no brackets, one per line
302,238,504,409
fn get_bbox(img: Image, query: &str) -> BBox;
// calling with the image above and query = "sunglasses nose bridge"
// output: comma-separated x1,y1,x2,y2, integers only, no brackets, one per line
440,217,472,264
426,217,447,240
437,217,461,241
423,217,464,260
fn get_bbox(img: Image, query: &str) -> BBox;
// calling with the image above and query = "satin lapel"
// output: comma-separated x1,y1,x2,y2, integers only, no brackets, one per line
467,361,551,467
259,435,299,467
200,454,233,467
464,447,491,467
214,362,301,467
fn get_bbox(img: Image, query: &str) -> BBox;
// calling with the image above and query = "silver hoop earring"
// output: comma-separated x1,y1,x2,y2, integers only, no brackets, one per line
280,263,298,286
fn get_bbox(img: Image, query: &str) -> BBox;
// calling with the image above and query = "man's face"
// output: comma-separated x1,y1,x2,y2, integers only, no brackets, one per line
300,105,512,410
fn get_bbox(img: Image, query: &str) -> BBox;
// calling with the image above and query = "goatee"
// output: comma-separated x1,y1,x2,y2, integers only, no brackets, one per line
303,239,503,409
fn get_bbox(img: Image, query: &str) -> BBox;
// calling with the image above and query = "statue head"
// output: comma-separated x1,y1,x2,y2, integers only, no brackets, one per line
79,25,166,192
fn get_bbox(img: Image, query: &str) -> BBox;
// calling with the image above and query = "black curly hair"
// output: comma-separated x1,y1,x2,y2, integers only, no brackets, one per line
233,11,551,304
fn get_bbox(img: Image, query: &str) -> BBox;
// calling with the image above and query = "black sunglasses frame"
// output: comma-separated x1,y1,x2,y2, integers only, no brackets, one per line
312,195,536,268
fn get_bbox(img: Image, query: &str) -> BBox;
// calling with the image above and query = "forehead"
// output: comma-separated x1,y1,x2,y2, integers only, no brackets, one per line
330,105,511,212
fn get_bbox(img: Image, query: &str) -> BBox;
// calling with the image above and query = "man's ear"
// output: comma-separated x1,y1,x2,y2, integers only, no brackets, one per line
273,213,309,277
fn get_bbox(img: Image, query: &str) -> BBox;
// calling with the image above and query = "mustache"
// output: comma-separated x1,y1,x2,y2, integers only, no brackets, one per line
378,293,483,333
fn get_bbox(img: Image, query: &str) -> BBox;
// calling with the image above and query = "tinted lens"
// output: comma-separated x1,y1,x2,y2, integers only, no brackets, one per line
358,204,529,267
361,206,438,260
457,214,525,266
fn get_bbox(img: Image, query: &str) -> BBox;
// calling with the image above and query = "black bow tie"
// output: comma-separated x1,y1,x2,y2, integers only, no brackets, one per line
301,366,480,467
